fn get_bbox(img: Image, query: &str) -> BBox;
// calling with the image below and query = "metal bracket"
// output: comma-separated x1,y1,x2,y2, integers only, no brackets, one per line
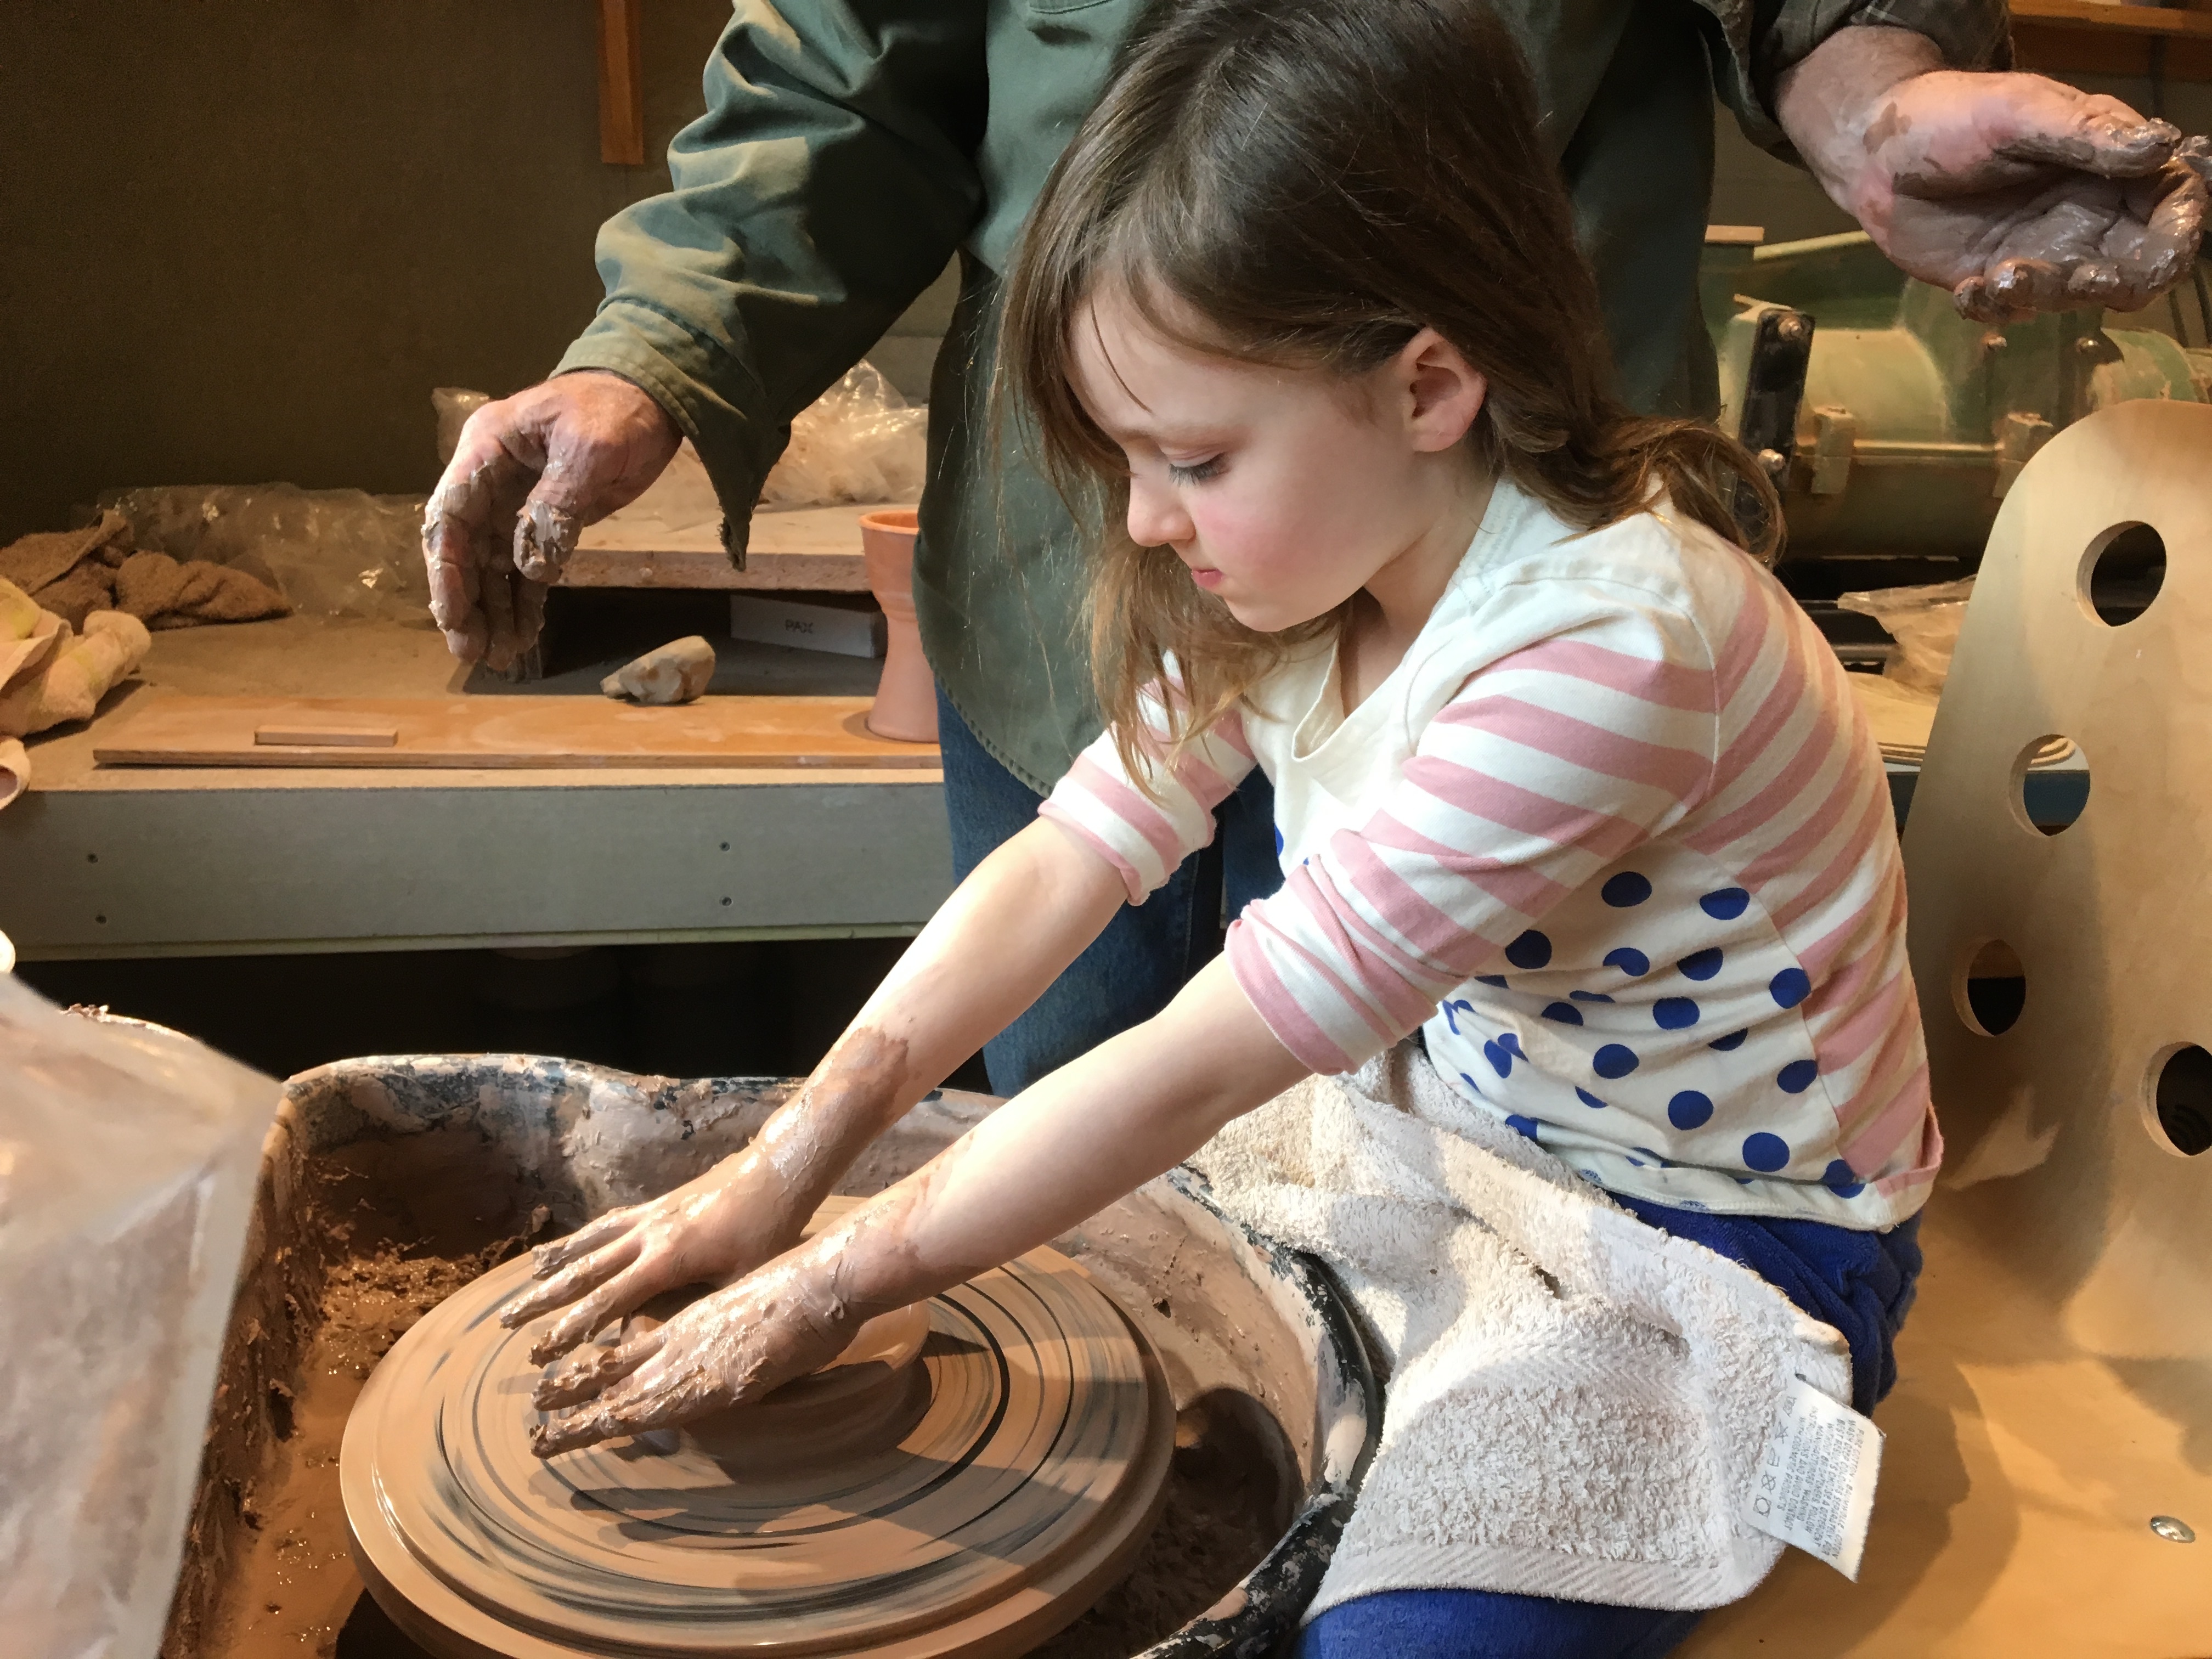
1737,308,1815,482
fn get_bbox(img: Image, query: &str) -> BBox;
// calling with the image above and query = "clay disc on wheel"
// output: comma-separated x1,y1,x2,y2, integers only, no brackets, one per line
341,1213,1172,1659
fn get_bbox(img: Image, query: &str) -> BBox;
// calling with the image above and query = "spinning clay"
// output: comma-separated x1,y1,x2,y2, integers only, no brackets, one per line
342,1200,1174,1659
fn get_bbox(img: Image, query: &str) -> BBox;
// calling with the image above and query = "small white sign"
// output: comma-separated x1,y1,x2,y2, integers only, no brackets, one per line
1742,1374,1883,1580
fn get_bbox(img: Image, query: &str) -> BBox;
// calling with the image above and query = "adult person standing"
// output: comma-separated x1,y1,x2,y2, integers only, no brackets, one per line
425,0,2208,1094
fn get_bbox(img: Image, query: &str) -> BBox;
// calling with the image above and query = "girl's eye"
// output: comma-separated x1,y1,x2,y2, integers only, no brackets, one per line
1166,455,1224,485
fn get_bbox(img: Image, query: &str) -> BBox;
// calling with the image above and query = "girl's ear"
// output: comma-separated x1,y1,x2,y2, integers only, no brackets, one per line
1397,328,1488,454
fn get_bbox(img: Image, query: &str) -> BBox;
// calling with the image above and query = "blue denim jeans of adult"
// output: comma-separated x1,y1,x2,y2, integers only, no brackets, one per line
935,685,1282,1096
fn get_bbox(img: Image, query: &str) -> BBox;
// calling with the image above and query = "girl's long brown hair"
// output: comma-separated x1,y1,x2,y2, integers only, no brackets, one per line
1000,0,1780,781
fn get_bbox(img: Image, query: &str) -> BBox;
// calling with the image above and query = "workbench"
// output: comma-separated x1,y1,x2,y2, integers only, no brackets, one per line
0,612,952,963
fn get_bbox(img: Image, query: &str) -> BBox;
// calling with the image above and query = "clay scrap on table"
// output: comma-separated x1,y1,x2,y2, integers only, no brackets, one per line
601,634,716,705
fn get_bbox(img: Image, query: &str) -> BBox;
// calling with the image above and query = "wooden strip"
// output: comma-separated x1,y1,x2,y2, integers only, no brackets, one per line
595,0,646,167
97,695,939,771
255,723,398,749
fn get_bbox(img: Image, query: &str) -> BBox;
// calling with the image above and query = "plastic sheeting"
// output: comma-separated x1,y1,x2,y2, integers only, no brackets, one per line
0,981,274,1659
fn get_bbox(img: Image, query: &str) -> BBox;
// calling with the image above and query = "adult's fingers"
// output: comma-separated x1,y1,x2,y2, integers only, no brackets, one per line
500,1232,644,1330
2101,159,2209,312
513,496,584,585
1995,109,2180,181
1954,257,2067,322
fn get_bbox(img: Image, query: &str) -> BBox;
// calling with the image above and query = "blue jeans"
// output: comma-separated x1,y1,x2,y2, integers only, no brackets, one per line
935,686,1282,1095
1295,1203,1924,1658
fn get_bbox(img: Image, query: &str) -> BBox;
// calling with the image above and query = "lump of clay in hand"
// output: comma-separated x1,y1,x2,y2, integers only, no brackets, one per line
601,635,715,705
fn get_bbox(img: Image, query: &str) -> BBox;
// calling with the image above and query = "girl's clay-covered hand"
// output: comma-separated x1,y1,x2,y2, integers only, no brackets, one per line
498,1028,926,1364
422,371,681,671
527,1229,871,1457
1780,27,2211,323
496,1159,813,1367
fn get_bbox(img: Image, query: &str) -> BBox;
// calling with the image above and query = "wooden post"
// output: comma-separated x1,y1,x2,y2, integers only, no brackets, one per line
596,0,646,166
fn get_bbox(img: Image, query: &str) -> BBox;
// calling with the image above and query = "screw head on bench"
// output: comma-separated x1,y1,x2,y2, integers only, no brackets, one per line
2149,1515,2194,1543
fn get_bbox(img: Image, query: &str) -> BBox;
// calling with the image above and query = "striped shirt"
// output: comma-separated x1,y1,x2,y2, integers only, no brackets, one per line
1042,481,1939,1226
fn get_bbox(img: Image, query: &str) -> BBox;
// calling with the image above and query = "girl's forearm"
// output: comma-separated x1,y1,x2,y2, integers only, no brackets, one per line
806,952,1310,1315
731,819,1131,1217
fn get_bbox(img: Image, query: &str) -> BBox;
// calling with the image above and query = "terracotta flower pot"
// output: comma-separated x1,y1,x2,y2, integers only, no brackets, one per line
858,507,938,743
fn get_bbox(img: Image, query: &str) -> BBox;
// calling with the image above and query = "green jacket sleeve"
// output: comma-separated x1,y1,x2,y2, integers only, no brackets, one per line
1696,0,2013,159
554,2,988,552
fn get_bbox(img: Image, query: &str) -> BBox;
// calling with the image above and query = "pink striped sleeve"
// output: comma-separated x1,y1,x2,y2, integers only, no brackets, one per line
1226,608,1718,1073
1040,687,1260,903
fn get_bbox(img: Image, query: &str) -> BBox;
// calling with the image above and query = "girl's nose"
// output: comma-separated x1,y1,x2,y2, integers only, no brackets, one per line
1126,473,1194,549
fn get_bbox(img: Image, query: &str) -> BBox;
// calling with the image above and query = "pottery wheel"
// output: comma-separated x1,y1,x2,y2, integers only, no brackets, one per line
342,1206,1173,1659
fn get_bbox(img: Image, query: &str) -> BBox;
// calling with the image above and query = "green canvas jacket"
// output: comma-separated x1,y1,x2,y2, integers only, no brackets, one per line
557,0,2008,792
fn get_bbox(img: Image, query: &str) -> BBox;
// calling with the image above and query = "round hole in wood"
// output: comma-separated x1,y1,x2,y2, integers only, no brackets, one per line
2078,522,2166,626
2009,734,2087,836
2151,1045,2212,1156
1955,939,2027,1036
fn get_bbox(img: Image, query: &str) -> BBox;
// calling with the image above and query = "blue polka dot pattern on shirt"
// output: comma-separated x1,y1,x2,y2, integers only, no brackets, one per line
1576,1087,1609,1108
1601,871,1652,907
1570,990,1614,1003
1654,996,1700,1030
1458,1072,1486,1099
1498,1034,1523,1058
1541,1001,1583,1025
1505,1114,1541,1141
1742,1132,1791,1173
1770,967,1812,1009
1475,974,1508,988
1593,1043,1640,1079
1821,1159,1865,1198
1700,887,1751,921
1707,1029,1747,1052
1778,1058,1819,1094
1505,930,1553,970
1667,1090,1713,1130
1678,946,1724,981
1274,825,1285,855
1484,1039,1516,1078
1634,1147,1673,1168
1604,947,1651,977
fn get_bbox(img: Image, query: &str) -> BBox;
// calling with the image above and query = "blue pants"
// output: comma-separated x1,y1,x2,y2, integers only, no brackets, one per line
935,686,1280,1094
1295,1203,1924,1658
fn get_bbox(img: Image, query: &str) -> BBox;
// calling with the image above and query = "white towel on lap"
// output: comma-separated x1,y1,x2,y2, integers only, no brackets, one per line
1187,1041,1853,1618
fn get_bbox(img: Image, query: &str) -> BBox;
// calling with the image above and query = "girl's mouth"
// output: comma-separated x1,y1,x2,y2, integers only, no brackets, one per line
1189,567,1224,590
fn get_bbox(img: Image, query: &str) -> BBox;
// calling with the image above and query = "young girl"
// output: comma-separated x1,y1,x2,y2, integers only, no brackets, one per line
511,1,1936,1651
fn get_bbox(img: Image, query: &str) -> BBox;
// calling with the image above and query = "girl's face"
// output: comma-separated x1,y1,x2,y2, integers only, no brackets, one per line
1069,284,1490,634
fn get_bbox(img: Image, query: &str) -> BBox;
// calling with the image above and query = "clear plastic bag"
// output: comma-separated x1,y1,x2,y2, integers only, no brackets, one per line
99,484,432,623
0,979,275,1659
758,361,927,509
1836,578,1976,698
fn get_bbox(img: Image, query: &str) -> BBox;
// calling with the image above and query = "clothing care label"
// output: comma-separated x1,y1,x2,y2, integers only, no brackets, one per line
1741,1375,1883,1579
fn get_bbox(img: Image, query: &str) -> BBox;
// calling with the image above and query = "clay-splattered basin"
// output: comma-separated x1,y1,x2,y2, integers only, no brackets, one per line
166,1057,1378,1659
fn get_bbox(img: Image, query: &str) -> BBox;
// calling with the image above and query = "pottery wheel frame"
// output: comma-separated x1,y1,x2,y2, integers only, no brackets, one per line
342,1239,1174,1659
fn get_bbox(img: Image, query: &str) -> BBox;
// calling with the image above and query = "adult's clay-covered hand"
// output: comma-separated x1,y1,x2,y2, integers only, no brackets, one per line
422,371,682,670
1781,29,2212,323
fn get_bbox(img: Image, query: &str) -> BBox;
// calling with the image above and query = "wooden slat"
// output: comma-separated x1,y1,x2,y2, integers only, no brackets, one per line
2012,0,2212,80
595,0,646,166
95,695,939,771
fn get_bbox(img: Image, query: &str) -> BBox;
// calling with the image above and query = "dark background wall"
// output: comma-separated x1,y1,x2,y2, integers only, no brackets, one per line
1,0,734,542
5,7,2207,544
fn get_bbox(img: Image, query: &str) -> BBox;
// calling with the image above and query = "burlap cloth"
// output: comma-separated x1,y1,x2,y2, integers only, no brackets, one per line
0,509,286,631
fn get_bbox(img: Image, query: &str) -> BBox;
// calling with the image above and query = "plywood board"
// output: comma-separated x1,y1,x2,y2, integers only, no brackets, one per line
565,503,891,591
1685,400,2212,1654
93,695,939,771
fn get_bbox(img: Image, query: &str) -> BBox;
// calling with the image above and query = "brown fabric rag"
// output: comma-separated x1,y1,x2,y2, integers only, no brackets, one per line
0,509,287,630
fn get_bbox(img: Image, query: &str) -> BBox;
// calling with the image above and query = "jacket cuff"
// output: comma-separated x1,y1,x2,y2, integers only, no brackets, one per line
554,302,773,558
